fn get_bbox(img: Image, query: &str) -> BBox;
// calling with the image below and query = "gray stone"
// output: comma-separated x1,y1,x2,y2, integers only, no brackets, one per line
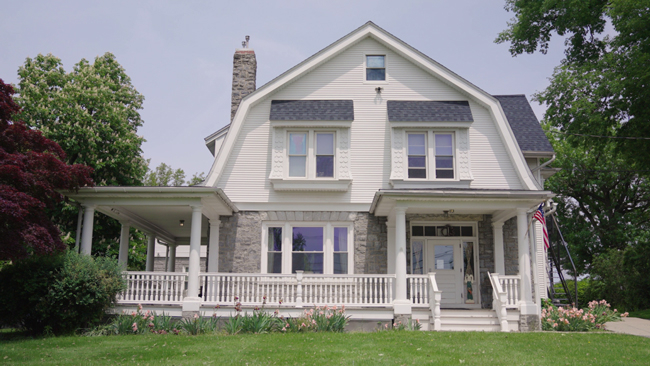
504,217,519,275
313,211,321,221
304,211,313,221
295,211,303,221
276,211,287,221
339,211,350,221
268,211,278,221
231,50,257,121
286,211,295,221
519,314,540,331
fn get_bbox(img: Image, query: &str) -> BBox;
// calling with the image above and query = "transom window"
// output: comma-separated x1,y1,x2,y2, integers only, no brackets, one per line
406,131,455,179
366,55,385,81
263,223,353,274
288,131,335,178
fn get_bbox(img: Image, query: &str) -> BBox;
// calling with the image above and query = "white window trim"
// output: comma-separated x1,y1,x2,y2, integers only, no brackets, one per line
405,130,456,181
363,54,388,84
390,127,473,188
261,221,355,275
269,127,352,191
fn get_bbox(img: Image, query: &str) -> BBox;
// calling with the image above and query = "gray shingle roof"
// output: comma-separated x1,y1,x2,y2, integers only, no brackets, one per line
270,100,354,121
387,101,474,122
494,95,554,153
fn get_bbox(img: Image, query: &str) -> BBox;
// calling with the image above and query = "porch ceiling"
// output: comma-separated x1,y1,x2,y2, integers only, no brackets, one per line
63,187,237,244
370,189,554,218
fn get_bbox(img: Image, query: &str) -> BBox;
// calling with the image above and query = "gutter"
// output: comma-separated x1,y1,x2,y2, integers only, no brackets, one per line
531,154,556,173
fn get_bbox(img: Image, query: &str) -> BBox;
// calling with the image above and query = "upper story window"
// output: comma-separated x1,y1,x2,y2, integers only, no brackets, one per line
366,55,385,81
288,131,335,179
406,131,455,179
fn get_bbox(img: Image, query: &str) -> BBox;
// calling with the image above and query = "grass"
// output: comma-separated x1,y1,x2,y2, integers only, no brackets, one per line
629,309,650,320
1,331,649,365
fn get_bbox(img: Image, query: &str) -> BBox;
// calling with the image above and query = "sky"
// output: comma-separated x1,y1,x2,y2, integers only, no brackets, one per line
0,0,567,177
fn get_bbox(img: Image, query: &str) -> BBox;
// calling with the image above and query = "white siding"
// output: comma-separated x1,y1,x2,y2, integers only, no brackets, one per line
217,37,524,205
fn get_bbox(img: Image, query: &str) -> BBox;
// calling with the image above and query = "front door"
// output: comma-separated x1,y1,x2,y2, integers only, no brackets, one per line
425,239,478,306
426,239,462,304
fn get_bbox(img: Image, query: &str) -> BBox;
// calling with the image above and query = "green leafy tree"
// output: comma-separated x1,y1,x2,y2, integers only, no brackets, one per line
496,0,650,170
497,0,650,307
144,160,205,186
544,135,650,273
14,53,147,264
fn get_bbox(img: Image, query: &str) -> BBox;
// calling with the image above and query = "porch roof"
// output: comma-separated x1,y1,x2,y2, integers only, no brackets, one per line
370,188,554,218
63,186,237,244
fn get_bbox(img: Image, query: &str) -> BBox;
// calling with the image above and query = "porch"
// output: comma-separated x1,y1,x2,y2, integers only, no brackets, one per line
115,271,522,331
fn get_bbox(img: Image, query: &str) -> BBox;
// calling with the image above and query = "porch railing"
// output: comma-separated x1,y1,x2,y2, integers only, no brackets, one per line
118,272,187,304
488,272,509,332
498,275,521,308
427,273,442,331
199,272,395,307
407,275,429,305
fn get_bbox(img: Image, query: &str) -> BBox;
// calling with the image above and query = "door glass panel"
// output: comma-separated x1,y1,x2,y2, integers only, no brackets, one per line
434,245,454,269
463,241,476,304
411,240,424,274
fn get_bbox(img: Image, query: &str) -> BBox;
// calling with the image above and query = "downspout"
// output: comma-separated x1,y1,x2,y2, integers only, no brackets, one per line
531,154,556,173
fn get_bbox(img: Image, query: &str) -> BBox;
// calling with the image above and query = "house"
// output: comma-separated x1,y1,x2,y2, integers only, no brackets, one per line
65,22,557,331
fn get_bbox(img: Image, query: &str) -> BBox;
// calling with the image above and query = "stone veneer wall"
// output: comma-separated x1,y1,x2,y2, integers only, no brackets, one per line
478,215,495,309
503,217,519,275
216,211,388,274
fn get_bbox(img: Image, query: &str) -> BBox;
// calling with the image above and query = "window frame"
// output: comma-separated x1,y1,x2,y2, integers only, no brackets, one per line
285,129,337,180
261,221,354,275
364,54,388,83
404,130,456,181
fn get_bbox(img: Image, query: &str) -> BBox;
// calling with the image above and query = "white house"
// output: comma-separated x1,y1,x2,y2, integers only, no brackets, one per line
65,22,557,331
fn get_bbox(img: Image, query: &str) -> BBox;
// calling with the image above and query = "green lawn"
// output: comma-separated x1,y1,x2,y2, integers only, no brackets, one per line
629,309,650,320
1,331,649,365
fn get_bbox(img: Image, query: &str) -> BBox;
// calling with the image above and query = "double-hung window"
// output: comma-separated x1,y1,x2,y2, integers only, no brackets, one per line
287,131,335,179
366,55,386,81
406,132,455,179
262,223,353,274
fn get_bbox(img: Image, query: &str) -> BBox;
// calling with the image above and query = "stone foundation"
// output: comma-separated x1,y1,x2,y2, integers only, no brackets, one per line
519,314,540,331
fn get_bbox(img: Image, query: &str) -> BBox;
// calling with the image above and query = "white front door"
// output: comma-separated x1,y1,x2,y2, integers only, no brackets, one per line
426,239,462,304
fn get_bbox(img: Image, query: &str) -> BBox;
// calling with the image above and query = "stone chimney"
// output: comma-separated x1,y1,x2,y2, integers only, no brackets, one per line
231,35,257,121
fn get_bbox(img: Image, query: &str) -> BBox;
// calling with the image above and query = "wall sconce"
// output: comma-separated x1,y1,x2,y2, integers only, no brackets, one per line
375,86,383,93
179,220,185,227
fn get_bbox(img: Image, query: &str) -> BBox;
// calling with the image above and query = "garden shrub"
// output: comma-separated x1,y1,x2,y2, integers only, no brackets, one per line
0,250,125,335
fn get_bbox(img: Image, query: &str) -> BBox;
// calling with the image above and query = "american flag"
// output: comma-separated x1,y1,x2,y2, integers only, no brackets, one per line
533,203,549,250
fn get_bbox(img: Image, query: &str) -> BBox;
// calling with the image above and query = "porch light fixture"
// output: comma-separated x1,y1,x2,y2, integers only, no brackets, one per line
179,220,185,227
375,86,383,93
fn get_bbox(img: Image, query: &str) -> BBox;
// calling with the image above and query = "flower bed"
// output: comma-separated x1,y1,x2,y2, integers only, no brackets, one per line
541,299,628,331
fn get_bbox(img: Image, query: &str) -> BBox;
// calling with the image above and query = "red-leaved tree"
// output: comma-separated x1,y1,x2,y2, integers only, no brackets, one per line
0,79,93,261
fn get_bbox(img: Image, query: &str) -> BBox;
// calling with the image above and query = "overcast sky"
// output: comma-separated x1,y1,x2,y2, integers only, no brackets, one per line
1,0,567,177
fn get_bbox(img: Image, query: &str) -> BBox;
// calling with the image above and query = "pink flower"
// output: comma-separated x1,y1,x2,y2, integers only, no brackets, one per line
193,313,199,319
138,304,143,311
623,312,629,317
301,322,306,327
132,322,138,332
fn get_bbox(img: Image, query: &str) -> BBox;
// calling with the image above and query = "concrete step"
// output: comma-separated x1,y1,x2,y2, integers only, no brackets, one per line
440,323,502,332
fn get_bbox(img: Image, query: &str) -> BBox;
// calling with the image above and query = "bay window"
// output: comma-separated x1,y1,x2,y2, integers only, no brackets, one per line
262,222,354,274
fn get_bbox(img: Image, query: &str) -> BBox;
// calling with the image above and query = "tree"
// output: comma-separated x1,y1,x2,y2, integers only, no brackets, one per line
0,78,93,261
544,135,650,273
496,0,650,170
144,161,206,186
14,53,148,260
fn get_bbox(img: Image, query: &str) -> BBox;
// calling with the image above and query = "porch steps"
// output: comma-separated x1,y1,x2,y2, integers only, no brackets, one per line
432,309,520,332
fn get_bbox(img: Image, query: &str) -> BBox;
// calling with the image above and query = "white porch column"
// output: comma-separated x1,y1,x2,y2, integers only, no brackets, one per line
493,221,505,274
80,204,96,255
145,235,156,272
183,204,203,312
167,244,177,272
75,206,84,254
207,217,220,272
394,207,411,315
118,221,130,270
517,208,536,314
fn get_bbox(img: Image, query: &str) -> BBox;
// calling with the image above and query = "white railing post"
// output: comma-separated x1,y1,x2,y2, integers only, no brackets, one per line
427,273,442,331
295,271,303,308
489,272,509,332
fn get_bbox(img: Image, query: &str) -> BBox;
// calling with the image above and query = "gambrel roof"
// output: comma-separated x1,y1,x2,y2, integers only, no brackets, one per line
494,95,553,154
204,21,551,190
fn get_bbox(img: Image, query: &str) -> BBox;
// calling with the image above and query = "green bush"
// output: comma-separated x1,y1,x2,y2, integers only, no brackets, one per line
0,250,125,335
